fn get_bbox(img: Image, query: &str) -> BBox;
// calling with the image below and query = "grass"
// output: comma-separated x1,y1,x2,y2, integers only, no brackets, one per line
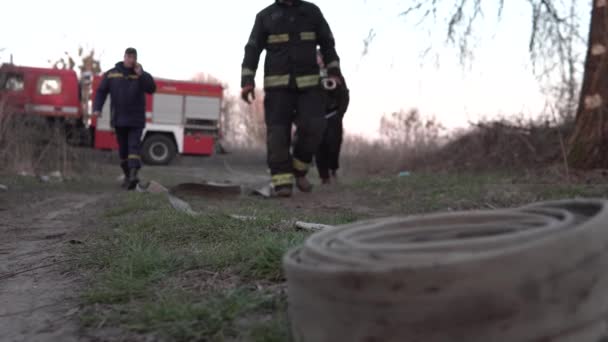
121,288,274,341
247,317,292,342
349,171,608,214
76,191,310,341
74,169,608,341
0,172,113,214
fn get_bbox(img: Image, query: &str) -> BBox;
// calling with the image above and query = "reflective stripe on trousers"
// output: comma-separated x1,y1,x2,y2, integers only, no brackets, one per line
272,173,294,187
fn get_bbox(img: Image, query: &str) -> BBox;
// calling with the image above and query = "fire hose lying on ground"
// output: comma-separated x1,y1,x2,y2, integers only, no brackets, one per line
283,199,608,342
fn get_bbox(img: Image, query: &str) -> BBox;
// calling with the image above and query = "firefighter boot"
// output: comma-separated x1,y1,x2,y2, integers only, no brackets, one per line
274,185,293,198
127,168,140,191
330,170,338,184
120,161,130,189
296,175,313,193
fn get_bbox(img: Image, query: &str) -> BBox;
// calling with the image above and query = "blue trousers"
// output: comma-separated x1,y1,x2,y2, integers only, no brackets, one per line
115,127,143,169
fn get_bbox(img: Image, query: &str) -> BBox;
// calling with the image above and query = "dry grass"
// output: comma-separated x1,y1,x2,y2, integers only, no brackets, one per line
420,116,573,172
220,104,574,177
341,111,573,176
341,109,446,175
0,101,94,176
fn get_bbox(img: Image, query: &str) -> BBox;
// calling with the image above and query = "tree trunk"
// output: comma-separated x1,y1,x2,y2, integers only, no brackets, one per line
567,0,608,169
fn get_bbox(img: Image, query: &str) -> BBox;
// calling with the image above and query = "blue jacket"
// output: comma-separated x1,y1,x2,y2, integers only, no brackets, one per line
93,62,156,128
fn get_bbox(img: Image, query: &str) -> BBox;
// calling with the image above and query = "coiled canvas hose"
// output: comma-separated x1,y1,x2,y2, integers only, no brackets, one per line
283,199,608,342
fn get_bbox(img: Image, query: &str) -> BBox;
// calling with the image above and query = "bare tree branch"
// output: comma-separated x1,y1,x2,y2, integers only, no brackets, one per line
397,0,586,120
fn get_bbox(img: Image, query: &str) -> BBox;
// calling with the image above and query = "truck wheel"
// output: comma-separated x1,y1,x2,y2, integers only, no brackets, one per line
142,134,176,165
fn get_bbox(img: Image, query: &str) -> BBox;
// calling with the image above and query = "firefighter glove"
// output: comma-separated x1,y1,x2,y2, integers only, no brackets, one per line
241,85,255,104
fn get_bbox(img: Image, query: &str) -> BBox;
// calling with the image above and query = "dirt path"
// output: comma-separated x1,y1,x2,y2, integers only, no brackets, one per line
0,193,102,342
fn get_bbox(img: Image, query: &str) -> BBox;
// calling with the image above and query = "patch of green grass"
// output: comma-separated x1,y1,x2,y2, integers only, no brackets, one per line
82,193,309,303
534,184,606,200
104,192,168,218
123,288,268,341
248,316,292,342
0,172,114,193
82,287,289,341
351,172,608,214
79,192,308,340
237,233,306,281
246,294,292,342
83,231,184,304
350,173,495,213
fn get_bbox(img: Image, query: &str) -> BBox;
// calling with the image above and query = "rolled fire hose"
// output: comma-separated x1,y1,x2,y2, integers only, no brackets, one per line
283,199,608,342
322,78,337,90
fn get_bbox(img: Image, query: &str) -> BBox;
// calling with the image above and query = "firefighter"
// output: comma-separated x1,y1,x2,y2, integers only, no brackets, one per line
315,49,350,184
240,0,343,197
93,47,156,190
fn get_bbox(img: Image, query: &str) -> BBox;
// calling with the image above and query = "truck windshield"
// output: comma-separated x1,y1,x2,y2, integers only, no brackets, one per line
0,72,24,91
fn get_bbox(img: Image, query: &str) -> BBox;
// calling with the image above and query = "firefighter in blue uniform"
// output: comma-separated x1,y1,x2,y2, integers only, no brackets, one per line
240,0,343,197
93,48,156,190
315,49,349,184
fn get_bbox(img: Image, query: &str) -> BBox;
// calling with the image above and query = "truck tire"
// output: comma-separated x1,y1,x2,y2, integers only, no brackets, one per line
142,134,177,165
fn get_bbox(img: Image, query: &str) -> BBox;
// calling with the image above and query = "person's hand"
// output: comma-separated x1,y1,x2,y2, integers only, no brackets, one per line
93,111,101,118
134,63,143,76
241,85,255,104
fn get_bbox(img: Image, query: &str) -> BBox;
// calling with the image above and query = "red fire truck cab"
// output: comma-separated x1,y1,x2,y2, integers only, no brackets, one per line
0,64,81,119
0,63,224,165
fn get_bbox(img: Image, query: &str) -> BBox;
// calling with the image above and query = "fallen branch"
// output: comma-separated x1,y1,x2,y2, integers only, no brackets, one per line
229,214,257,221
295,221,335,231
229,214,335,231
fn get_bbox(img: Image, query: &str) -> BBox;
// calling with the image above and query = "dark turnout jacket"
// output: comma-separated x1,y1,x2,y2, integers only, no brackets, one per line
93,62,156,128
241,0,341,90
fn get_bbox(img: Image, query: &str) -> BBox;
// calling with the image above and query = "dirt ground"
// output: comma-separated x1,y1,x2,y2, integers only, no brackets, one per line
0,192,103,342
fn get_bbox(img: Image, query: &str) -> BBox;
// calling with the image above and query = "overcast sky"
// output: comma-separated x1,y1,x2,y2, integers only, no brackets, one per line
1,0,591,137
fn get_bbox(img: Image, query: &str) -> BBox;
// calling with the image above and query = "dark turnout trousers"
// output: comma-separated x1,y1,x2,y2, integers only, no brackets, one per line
115,126,144,169
264,88,326,189
315,112,344,180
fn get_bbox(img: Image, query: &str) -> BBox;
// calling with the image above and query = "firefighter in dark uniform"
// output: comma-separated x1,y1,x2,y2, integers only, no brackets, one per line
93,48,156,190
315,49,349,184
241,0,343,197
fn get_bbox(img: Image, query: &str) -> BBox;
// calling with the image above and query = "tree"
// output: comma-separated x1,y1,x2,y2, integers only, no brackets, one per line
399,0,608,169
49,46,103,118
49,46,102,74
567,1,608,168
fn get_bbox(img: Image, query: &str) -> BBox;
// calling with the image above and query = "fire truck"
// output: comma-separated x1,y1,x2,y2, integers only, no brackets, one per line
0,63,224,165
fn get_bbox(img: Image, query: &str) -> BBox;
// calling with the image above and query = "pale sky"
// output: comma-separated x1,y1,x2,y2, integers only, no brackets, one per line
1,0,591,137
